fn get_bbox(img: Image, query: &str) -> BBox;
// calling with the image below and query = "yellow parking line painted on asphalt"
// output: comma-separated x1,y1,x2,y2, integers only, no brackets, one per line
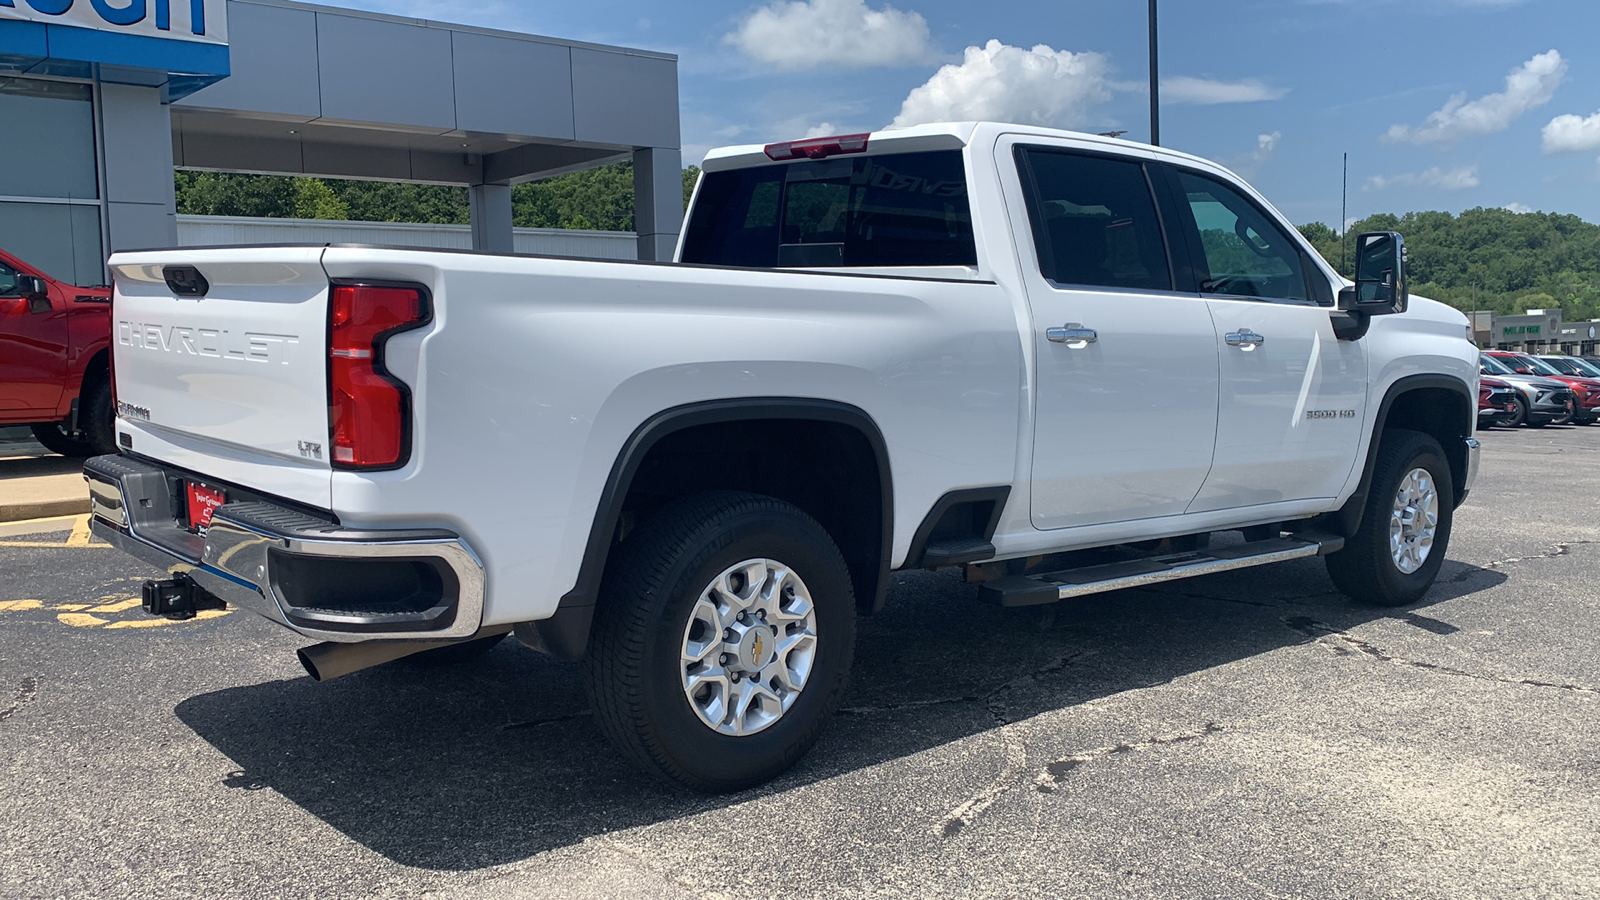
65,515,92,547
58,612,109,627
104,609,230,629
0,514,80,538
87,595,141,614
51,603,90,611
0,599,44,612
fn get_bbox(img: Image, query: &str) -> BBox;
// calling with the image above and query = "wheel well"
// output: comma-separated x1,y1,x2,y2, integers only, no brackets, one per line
621,417,887,614
81,348,110,393
1383,386,1472,499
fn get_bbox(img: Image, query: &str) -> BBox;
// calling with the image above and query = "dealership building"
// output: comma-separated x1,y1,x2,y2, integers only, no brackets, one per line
0,0,682,285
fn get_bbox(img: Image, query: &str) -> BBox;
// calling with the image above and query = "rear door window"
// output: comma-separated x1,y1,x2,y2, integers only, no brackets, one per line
681,150,976,269
1015,148,1172,291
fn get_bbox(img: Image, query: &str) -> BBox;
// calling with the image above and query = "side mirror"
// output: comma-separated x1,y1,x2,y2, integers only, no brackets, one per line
1337,231,1408,316
1515,367,1532,375
16,275,50,313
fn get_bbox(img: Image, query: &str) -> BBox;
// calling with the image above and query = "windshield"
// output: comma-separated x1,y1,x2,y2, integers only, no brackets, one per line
1479,354,1513,376
1520,356,1563,376
1568,358,1600,377
1544,356,1600,377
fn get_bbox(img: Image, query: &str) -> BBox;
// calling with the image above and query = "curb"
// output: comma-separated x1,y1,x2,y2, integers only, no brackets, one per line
0,497,91,524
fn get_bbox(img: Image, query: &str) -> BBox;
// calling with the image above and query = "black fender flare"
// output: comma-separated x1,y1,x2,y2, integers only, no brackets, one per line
516,398,894,660
1331,373,1474,536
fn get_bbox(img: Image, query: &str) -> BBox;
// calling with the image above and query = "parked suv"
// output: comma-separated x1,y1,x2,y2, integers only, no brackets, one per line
1479,353,1574,427
1485,350,1600,425
1478,376,1519,428
0,248,113,455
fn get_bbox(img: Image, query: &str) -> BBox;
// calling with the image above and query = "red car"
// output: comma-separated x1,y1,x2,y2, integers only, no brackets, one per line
1478,375,1519,428
0,248,114,455
1484,350,1600,425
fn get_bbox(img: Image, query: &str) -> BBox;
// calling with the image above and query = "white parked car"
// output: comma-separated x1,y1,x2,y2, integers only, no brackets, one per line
89,122,1480,790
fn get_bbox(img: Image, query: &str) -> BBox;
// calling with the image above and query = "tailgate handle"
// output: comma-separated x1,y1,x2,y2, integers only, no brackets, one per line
163,266,210,298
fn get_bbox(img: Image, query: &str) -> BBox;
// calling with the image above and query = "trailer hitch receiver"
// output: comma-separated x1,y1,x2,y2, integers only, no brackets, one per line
142,574,227,620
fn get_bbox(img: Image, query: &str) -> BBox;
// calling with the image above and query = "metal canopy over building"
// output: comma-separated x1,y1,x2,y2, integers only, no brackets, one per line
0,0,683,283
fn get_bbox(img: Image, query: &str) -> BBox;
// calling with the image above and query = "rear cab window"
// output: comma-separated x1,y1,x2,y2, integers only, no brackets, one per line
681,150,977,270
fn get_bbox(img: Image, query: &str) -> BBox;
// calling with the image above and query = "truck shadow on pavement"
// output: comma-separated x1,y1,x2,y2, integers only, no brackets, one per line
174,555,1506,871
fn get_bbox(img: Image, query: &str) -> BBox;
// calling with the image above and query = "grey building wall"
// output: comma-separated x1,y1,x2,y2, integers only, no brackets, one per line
100,83,179,252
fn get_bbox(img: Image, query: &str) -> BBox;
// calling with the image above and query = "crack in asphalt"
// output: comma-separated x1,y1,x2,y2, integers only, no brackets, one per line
1285,617,1598,695
0,676,38,724
501,710,593,731
1032,722,1227,795
1480,540,1600,571
938,721,1227,839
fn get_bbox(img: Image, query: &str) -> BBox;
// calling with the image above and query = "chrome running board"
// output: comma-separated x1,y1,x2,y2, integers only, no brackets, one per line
977,535,1344,607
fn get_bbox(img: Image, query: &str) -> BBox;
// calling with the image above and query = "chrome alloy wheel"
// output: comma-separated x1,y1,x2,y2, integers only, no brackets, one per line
679,558,819,737
1389,467,1440,574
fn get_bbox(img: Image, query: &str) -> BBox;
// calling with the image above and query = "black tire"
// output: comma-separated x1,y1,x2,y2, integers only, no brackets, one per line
583,491,857,792
1505,395,1528,428
1325,429,1454,608
402,632,508,666
29,377,115,457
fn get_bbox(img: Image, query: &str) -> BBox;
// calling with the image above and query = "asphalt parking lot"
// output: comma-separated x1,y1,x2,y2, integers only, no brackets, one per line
2,426,1598,899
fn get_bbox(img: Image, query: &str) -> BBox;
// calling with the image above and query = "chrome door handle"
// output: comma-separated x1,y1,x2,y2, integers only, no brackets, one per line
1046,323,1098,345
1225,330,1265,347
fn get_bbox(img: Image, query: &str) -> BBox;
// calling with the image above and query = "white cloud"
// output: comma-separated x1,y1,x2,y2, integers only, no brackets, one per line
724,0,936,70
888,40,1112,130
1542,110,1600,155
1503,202,1534,213
1161,76,1289,105
1384,49,1566,145
804,122,842,138
1364,166,1482,191
1226,131,1283,178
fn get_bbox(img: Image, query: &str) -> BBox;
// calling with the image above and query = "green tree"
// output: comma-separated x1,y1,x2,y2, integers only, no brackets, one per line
293,178,348,220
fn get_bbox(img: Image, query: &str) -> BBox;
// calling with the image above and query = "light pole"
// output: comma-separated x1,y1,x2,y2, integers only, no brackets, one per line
1148,0,1160,146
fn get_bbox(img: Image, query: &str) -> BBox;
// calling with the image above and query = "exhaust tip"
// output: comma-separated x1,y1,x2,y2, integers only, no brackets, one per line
296,647,327,682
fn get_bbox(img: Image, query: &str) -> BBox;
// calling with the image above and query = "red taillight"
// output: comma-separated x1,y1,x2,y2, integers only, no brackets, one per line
328,283,428,469
763,133,870,161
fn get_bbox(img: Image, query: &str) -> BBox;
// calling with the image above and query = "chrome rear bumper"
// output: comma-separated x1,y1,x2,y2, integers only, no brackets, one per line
85,454,485,643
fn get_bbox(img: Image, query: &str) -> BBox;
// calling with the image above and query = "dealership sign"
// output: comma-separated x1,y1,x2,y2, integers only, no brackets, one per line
0,0,227,45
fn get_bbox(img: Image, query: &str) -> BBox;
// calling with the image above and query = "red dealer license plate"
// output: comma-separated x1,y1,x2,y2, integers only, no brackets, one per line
186,482,226,533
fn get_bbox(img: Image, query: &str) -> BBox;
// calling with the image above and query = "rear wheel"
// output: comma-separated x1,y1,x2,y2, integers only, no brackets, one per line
1326,429,1453,607
583,491,856,792
30,377,114,457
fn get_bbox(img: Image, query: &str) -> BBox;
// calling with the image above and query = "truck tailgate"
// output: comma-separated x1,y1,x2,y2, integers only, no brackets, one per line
109,248,334,509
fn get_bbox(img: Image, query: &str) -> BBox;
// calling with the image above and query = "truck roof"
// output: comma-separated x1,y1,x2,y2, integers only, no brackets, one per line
699,121,1233,176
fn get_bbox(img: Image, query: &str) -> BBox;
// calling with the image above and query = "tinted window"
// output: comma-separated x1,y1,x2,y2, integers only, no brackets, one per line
0,261,16,296
1017,149,1171,291
681,150,976,269
1176,171,1309,302
0,80,97,200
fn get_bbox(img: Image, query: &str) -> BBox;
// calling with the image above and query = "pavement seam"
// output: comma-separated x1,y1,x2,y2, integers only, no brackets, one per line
1285,617,1599,695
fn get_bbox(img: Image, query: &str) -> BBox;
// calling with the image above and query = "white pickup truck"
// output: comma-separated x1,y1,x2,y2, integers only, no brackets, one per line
89,122,1480,791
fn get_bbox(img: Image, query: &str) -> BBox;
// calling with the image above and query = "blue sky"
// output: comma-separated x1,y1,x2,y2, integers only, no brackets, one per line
337,0,1600,228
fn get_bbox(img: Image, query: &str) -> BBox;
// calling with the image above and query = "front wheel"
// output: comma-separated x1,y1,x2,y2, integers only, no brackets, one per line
583,491,856,792
1326,429,1454,607
1505,396,1528,428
